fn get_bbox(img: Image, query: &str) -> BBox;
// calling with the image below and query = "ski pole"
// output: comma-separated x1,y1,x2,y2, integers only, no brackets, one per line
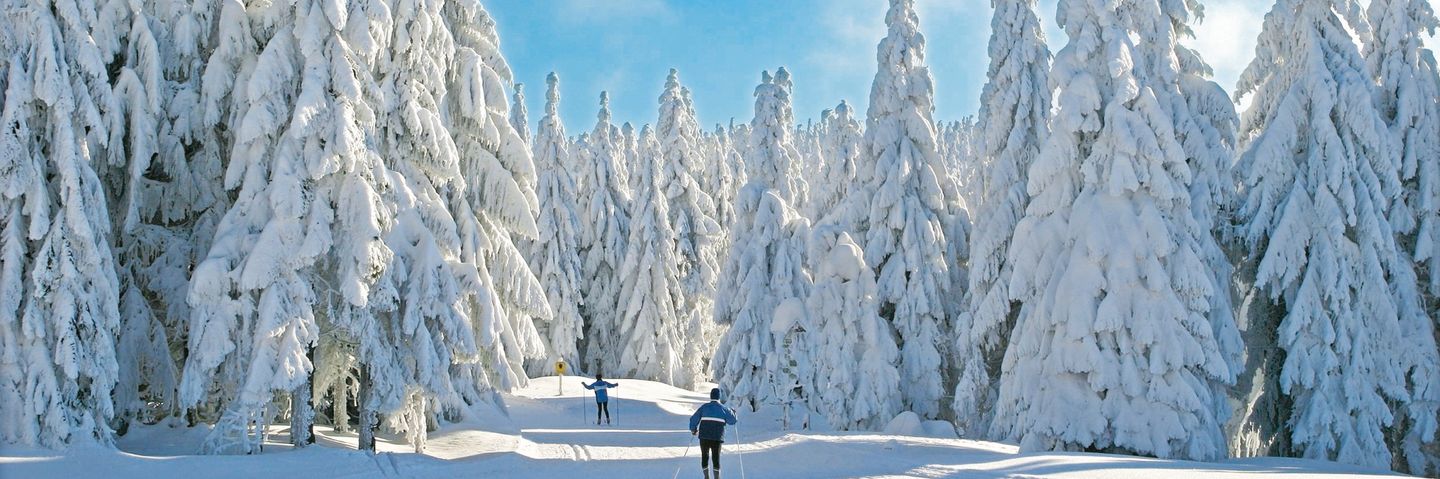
671,434,695,479
733,422,747,479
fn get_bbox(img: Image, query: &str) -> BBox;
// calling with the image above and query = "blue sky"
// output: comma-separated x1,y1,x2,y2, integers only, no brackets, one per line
489,0,1438,131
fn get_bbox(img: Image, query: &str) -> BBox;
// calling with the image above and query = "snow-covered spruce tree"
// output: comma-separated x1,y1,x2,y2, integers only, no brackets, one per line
176,0,266,428
511,83,530,145
992,0,1238,461
1373,0,1440,298
952,0,1051,439
702,122,745,347
578,92,631,374
622,122,642,202
714,69,812,411
656,69,722,380
93,0,169,433
0,0,122,448
613,127,690,385
1164,0,1245,458
442,0,548,402
97,0,230,428
944,117,982,214
528,72,586,373
808,225,901,430
809,101,863,227
707,123,747,234
852,0,954,420
1369,2,1440,473
1229,0,1432,469
371,0,490,452
729,121,753,185
750,69,806,206
797,121,826,219
180,0,402,453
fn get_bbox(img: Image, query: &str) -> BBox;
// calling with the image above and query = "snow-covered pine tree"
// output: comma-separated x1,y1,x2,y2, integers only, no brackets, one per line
993,0,1238,461
944,117,983,214
511,83,530,145
614,126,690,385
808,225,901,430
797,120,826,219
811,101,863,227
854,0,953,420
707,123,747,233
729,121,753,187
714,70,812,411
100,0,230,429
622,122,642,202
952,0,1051,439
369,0,490,452
528,72,586,374
1230,0,1431,469
176,0,269,428
96,0,168,434
0,0,123,448
656,69,722,383
578,92,631,374
442,0,548,401
180,0,398,453
1164,0,1245,458
1373,0,1440,299
1368,0,1440,473
750,69,806,206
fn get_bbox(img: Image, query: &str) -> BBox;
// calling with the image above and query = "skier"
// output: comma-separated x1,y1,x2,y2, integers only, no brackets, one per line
582,375,619,425
688,388,739,479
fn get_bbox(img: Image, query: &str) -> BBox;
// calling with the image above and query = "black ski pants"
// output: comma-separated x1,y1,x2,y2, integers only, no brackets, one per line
700,439,722,470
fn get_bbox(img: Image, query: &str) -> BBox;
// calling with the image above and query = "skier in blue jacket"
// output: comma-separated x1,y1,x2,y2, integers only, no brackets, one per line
688,388,738,479
582,375,619,425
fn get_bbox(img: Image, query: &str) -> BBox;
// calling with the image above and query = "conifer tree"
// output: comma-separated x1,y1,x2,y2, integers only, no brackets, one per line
529,73,586,372
714,70,812,410
578,92,631,373
615,127,690,385
953,0,1051,438
994,0,1238,461
0,0,123,448
855,0,954,419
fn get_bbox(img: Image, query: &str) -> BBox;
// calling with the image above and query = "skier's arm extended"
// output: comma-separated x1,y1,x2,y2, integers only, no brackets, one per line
689,409,702,434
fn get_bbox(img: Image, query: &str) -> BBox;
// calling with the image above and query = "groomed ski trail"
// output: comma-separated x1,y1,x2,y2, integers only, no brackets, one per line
0,377,1409,478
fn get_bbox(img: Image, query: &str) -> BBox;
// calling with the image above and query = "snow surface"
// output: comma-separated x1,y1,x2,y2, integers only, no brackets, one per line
0,377,1407,478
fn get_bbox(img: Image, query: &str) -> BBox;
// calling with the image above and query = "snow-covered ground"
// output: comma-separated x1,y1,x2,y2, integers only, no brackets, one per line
0,377,1406,478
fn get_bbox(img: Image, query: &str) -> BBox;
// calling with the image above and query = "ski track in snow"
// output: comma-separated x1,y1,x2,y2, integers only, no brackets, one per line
0,377,1407,478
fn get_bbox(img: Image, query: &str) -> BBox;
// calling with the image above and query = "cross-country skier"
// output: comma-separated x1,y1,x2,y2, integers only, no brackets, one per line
582,375,619,425
688,388,739,479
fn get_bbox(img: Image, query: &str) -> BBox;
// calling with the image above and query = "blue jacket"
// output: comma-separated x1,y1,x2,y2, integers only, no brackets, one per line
689,401,738,442
583,380,618,402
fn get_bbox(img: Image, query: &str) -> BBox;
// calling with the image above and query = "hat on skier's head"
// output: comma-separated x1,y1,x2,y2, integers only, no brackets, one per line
710,388,721,400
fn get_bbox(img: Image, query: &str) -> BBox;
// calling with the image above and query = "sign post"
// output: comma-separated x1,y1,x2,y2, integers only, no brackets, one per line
554,360,567,395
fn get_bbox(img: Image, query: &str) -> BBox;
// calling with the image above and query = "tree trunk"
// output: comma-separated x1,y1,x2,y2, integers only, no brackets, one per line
358,363,376,453
332,378,351,433
291,346,316,446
